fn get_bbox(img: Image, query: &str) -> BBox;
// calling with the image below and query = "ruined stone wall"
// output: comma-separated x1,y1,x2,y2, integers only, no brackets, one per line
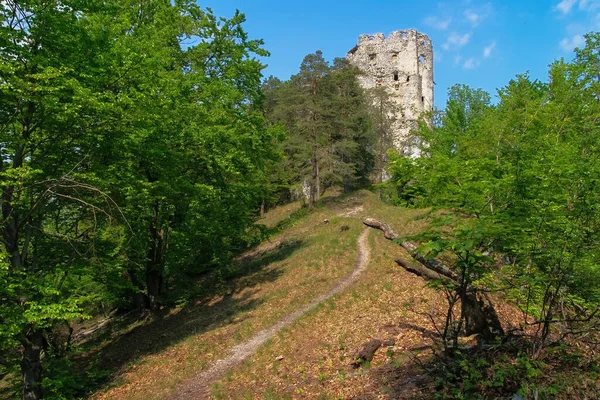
347,29,433,156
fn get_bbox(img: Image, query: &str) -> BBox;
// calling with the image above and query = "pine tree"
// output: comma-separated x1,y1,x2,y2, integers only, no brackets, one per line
263,52,374,206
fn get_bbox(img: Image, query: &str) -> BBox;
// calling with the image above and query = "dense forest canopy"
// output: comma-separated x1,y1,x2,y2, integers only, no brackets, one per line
1,0,600,399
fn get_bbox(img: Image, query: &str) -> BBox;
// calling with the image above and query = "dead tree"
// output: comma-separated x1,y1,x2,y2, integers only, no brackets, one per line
363,218,503,340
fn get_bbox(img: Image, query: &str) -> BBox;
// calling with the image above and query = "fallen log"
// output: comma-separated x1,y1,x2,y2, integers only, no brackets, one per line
363,218,458,280
351,338,382,368
394,257,449,282
363,218,504,339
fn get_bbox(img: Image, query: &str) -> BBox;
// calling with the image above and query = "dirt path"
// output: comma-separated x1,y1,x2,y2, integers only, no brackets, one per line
168,227,371,399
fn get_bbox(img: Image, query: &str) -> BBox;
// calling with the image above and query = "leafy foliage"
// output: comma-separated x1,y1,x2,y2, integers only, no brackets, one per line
390,33,600,362
0,1,279,397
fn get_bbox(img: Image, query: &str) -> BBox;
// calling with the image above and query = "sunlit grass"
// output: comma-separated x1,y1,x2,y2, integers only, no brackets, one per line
93,190,385,399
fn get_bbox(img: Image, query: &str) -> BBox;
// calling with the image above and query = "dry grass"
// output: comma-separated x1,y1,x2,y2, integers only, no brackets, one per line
209,200,446,400
2,189,595,399
256,201,303,230
91,191,385,399
86,189,530,399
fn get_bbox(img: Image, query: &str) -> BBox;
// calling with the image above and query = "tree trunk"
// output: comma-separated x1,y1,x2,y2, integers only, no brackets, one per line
309,141,317,207
2,132,41,399
146,267,163,310
395,257,449,282
343,174,351,193
6,74,44,400
21,329,45,400
315,160,320,201
461,292,498,337
2,185,22,270
127,267,146,310
146,202,165,310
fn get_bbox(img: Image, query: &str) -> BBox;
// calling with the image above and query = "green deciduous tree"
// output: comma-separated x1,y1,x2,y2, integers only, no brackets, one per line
393,34,600,354
0,1,279,398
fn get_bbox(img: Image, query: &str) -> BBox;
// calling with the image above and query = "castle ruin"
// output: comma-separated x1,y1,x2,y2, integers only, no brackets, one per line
347,30,433,156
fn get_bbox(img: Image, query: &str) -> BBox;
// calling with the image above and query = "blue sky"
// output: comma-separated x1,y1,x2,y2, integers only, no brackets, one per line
202,0,600,109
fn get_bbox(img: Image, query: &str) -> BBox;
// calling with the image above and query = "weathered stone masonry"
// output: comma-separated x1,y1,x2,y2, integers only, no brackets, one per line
347,29,433,156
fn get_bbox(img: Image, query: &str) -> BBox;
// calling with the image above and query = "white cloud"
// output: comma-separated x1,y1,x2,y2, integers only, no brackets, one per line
556,0,600,14
556,0,578,14
443,32,471,51
559,34,585,51
483,41,496,58
463,58,480,69
424,16,452,30
454,55,463,66
464,4,492,26
450,33,471,47
464,10,481,25
555,1,598,50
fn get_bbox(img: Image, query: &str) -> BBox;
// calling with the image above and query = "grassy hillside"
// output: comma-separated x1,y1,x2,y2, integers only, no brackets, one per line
210,198,445,399
23,189,570,399
6,189,586,399
80,190,453,399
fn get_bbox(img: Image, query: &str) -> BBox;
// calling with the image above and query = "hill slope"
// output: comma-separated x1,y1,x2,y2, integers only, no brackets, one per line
87,190,494,399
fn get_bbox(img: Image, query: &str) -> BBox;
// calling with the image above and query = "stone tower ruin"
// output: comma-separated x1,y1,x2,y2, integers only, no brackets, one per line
346,29,433,156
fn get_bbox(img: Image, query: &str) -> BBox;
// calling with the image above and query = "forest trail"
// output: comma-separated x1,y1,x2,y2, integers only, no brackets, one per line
168,227,372,399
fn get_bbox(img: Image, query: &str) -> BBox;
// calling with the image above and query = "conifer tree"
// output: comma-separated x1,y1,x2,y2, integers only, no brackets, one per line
263,52,374,206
